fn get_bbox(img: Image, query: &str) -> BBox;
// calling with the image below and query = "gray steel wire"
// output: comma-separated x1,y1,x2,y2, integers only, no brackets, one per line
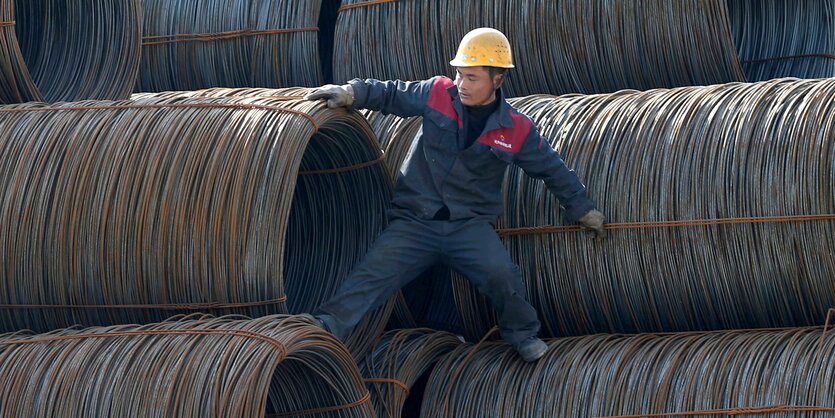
138,0,323,92
731,0,835,81
335,0,835,96
361,328,462,417
0,314,374,417
454,77,835,340
334,0,747,96
0,89,393,360
0,0,141,103
420,327,835,417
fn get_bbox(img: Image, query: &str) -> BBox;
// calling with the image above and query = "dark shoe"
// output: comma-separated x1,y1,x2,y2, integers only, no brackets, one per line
515,337,548,362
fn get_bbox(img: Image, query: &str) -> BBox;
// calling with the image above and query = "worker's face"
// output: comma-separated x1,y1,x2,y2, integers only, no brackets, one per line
454,66,503,106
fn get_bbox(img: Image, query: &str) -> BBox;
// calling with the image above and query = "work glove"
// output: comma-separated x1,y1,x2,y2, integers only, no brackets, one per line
304,84,354,108
578,209,606,242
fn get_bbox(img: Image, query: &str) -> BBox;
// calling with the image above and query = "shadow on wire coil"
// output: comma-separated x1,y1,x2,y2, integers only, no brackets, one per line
361,328,462,418
0,88,393,360
419,326,835,417
364,77,835,342
138,0,323,92
0,0,141,103
334,0,835,96
0,314,374,417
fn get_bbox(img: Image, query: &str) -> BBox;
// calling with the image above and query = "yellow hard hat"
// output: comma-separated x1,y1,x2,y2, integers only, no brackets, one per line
449,27,514,68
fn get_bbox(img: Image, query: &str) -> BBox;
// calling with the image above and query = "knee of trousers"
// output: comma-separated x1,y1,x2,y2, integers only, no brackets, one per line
479,263,526,295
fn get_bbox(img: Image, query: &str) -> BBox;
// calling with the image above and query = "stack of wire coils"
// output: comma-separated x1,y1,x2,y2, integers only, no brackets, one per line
138,0,324,92
362,77,835,343
334,0,835,96
0,314,375,416
0,88,393,359
0,0,141,103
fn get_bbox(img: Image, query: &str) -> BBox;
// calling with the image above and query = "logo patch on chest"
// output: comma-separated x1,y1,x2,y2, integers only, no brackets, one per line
493,135,512,149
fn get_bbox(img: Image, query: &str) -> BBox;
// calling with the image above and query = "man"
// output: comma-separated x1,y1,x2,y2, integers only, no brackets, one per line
305,27,605,362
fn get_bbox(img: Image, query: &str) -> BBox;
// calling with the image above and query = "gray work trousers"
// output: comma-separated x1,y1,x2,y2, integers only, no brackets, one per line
313,215,540,346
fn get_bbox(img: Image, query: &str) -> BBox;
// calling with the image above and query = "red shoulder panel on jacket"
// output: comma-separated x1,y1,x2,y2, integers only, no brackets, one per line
426,77,462,127
477,109,532,153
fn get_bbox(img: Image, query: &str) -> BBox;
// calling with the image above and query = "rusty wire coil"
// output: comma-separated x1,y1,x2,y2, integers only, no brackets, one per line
334,0,745,96
458,78,835,340
358,77,835,341
361,328,462,417
0,89,393,359
334,0,835,96
138,0,323,92
731,0,835,81
420,326,835,417
0,314,374,417
0,0,141,104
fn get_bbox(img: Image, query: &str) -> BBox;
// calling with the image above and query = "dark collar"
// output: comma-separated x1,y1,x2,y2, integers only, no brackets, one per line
447,84,514,129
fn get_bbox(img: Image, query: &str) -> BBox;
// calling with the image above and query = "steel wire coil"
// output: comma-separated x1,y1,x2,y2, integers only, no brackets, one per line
0,314,374,417
334,0,746,96
361,328,462,417
0,0,141,104
0,89,393,359
334,0,835,96
731,0,835,82
456,77,835,340
138,0,323,92
420,327,835,417
357,77,835,342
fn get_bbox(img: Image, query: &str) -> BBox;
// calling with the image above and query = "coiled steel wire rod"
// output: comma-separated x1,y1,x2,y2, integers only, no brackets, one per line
0,314,374,417
0,89,393,359
420,326,835,417
359,77,835,341
361,328,462,417
335,0,835,96
138,0,323,92
454,78,835,340
0,0,141,104
334,0,747,96
731,0,835,81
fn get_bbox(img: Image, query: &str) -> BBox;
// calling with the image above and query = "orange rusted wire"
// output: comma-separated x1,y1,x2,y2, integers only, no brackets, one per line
598,404,835,417
338,0,398,12
142,27,319,46
363,378,410,395
269,391,372,417
0,102,320,131
298,154,386,175
496,214,835,238
741,53,835,64
0,328,289,360
0,296,287,310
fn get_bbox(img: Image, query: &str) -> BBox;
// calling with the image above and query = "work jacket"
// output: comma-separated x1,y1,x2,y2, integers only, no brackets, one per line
349,76,595,224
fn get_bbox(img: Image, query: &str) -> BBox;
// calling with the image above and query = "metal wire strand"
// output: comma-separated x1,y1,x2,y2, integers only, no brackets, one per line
420,327,835,417
333,0,749,96
0,88,394,360
731,0,835,81
138,0,324,92
361,328,462,417
334,0,835,96
0,314,374,417
0,0,141,103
